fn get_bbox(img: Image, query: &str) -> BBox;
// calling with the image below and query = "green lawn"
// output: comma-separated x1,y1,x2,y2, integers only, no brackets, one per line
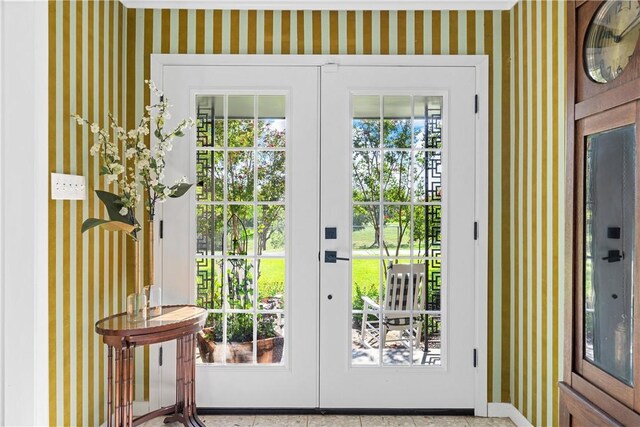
352,226,378,249
257,257,381,305
352,225,411,253
352,258,382,309
257,258,285,300
198,253,436,309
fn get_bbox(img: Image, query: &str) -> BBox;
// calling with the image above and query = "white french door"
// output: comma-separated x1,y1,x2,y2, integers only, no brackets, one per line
156,65,320,408
320,65,478,409
154,58,486,411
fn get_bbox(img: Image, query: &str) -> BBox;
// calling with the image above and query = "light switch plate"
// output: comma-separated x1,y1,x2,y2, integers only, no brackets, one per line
51,173,86,200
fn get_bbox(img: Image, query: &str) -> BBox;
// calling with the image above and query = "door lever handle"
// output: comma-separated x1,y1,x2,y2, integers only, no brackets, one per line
324,250,350,263
602,250,624,262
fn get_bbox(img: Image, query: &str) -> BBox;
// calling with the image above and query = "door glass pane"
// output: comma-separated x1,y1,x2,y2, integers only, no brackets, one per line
227,152,254,201
196,150,224,201
351,94,444,367
257,151,286,201
353,96,381,149
352,205,380,256
352,151,381,202
383,96,412,148
228,95,255,148
258,95,286,148
414,96,443,149
414,151,442,203
383,151,411,202
196,96,224,148
257,258,285,307
353,259,381,365
195,94,287,365
584,125,635,385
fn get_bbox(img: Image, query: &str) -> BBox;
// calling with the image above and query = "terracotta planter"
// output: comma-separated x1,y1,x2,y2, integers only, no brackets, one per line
197,331,283,364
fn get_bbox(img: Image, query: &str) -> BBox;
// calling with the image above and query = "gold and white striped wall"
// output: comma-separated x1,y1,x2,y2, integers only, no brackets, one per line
49,2,128,426
48,1,565,425
509,2,565,426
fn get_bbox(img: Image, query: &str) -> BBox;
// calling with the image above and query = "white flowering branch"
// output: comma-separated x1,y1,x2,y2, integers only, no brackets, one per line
73,80,195,240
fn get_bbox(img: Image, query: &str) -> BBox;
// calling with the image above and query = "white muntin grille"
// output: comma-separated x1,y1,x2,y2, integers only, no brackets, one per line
194,93,288,365
350,93,446,367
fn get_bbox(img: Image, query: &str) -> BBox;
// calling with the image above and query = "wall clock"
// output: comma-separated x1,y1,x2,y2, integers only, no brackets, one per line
584,0,640,83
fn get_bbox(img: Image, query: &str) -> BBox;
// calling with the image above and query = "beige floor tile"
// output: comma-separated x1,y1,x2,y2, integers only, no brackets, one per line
465,417,515,427
253,415,308,426
201,414,257,426
360,415,416,427
141,417,182,427
144,413,515,427
413,415,470,426
307,415,361,426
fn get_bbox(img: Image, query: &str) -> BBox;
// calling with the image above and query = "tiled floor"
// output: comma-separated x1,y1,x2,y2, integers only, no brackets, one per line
143,414,516,427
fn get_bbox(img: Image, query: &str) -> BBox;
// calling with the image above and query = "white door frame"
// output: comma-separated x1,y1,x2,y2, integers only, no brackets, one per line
150,53,488,416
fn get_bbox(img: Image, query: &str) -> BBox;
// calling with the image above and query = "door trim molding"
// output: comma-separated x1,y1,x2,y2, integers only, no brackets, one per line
152,54,489,69
150,54,489,414
474,54,489,418
125,1,516,11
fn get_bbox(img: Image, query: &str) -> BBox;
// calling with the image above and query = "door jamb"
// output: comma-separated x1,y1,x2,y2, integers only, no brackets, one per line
150,54,489,416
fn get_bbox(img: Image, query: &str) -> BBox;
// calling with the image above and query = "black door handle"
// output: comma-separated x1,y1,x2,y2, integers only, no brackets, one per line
324,250,350,263
602,250,624,262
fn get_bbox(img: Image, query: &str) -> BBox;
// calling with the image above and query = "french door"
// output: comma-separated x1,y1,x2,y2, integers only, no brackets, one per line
154,59,485,411
320,65,478,409
156,65,319,408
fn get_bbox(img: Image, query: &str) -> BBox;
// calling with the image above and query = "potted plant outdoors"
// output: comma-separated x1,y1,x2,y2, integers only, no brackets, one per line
197,307,284,364
196,214,284,363
73,79,195,320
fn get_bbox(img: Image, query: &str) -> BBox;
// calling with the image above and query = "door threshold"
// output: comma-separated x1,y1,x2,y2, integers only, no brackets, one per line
197,408,474,416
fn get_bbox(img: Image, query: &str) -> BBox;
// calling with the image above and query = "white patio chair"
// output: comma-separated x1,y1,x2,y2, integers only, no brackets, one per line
360,263,426,349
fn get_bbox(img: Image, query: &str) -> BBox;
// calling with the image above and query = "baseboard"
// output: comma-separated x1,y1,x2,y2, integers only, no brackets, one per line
198,408,474,416
99,401,150,427
99,402,525,426
487,403,532,427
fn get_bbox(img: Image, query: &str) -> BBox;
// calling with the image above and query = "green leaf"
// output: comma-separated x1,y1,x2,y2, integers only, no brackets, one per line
169,182,193,198
81,218,110,233
82,218,136,234
100,166,110,176
95,190,137,226
154,128,162,139
174,129,185,137
100,221,137,234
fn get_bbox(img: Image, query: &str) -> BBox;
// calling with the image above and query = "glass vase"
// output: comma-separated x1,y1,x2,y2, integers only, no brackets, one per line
127,292,147,322
146,285,162,317
127,239,148,321
145,220,162,316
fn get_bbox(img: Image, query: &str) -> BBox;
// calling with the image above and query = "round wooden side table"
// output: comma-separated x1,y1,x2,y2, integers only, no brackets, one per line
96,305,207,427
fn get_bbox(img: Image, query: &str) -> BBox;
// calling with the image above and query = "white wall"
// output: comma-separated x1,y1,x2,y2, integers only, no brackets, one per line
0,0,5,422
1,1,49,425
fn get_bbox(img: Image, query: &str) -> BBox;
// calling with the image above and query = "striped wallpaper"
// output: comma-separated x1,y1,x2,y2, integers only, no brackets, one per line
48,1,565,426
509,2,565,426
49,1,128,426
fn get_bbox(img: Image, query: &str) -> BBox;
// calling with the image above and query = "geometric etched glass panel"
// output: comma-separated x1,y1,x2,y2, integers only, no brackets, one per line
414,151,442,203
351,94,444,367
196,150,224,202
195,94,287,366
